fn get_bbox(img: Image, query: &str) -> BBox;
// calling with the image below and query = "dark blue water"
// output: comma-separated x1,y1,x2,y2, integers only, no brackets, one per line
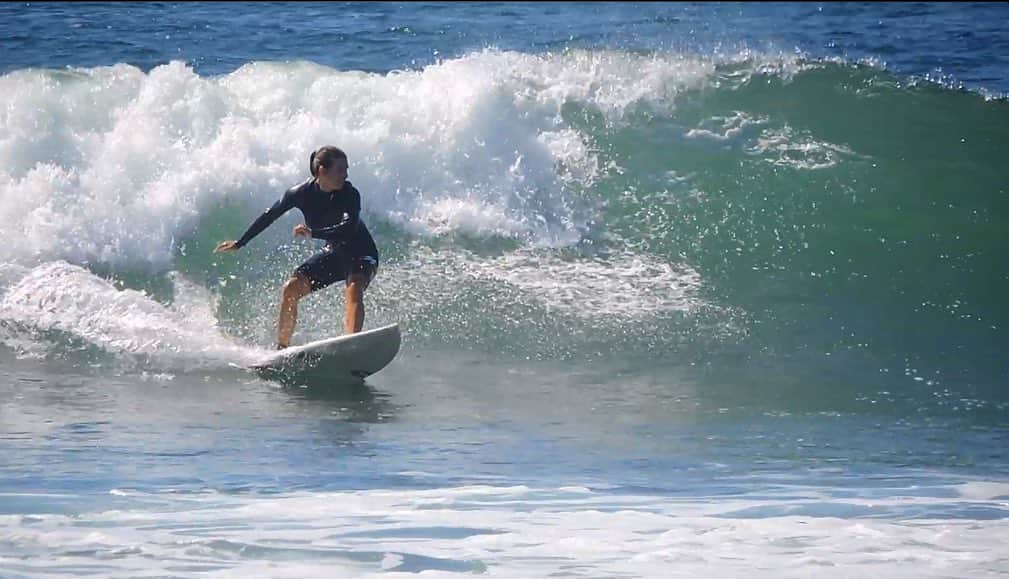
4,2,1009,94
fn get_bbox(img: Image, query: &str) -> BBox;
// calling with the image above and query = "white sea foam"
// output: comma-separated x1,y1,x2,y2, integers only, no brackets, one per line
1,483,1006,578
685,112,861,170
685,110,768,141
0,50,722,271
747,125,860,170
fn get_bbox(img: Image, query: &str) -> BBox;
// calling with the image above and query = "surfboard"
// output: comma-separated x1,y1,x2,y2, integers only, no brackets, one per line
250,323,401,385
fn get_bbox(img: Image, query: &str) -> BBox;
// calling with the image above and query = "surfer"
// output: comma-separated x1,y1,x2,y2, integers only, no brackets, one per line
214,146,379,349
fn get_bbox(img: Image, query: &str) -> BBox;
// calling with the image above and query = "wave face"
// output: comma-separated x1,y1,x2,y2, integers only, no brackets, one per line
1,50,1007,413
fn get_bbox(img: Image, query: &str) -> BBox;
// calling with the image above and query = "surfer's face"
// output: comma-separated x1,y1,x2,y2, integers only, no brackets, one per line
324,157,348,189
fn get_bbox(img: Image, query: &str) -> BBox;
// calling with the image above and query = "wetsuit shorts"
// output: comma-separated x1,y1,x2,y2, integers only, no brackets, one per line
295,244,378,292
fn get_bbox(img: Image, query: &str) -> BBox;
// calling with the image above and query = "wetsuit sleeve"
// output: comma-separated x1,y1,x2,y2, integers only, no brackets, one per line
235,189,298,248
311,187,361,243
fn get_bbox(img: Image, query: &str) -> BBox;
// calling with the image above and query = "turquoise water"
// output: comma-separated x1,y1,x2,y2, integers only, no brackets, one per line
2,3,1008,577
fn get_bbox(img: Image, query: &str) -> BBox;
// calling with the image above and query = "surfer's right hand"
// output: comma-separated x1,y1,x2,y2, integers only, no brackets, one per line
214,240,239,253
293,224,312,239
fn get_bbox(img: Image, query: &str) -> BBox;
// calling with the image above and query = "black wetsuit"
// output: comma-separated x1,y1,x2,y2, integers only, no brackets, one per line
236,179,379,291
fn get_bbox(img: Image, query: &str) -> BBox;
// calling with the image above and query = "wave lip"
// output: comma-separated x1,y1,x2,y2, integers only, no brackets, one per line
0,49,778,269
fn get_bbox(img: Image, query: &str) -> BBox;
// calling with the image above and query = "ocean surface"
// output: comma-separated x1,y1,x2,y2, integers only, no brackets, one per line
2,2,1008,577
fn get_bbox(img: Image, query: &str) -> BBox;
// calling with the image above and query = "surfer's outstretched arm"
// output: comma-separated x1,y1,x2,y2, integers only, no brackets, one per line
214,189,298,253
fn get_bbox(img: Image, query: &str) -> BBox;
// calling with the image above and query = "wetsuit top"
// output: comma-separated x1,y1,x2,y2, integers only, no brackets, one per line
235,179,378,258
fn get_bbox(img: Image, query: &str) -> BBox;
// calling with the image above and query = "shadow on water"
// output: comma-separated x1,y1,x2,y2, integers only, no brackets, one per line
276,377,398,425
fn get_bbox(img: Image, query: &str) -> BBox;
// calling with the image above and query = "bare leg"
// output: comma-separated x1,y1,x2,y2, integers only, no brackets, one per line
278,273,312,348
345,273,368,334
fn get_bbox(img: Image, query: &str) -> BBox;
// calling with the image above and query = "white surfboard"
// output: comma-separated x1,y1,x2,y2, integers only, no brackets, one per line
251,323,401,385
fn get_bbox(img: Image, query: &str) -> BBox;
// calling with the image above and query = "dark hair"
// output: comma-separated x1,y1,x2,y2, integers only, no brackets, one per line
309,146,348,177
